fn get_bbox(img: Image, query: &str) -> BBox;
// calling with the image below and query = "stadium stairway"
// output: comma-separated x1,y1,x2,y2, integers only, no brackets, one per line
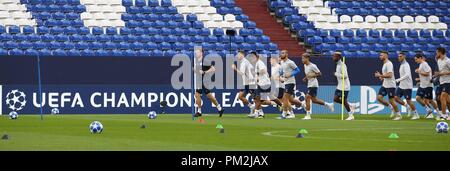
235,0,305,57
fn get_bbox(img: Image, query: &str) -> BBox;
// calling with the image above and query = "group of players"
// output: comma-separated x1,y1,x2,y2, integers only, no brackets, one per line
192,46,450,121
374,47,449,120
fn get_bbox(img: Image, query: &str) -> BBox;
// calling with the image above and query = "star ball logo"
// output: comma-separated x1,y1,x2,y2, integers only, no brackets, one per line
5,89,27,111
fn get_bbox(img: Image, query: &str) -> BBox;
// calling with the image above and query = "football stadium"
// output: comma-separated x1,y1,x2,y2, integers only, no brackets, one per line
1,0,450,158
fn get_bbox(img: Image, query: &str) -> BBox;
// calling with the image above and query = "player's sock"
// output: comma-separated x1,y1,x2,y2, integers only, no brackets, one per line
216,104,222,111
306,110,311,115
197,108,202,114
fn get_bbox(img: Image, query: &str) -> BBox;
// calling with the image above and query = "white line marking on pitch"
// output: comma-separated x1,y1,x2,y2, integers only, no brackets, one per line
261,129,426,143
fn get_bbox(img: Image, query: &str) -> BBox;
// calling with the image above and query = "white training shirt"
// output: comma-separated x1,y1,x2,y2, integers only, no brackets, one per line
396,60,413,89
271,64,284,88
437,56,450,84
304,62,320,88
382,60,396,88
335,60,351,91
239,58,255,85
254,60,271,86
280,58,298,85
418,61,433,88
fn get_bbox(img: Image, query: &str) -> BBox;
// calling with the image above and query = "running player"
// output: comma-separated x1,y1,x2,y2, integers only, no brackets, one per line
414,53,440,119
270,56,284,111
193,48,224,117
374,51,401,120
332,52,355,120
250,52,276,118
394,52,418,119
231,50,256,116
279,50,302,119
301,53,334,120
434,47,450,120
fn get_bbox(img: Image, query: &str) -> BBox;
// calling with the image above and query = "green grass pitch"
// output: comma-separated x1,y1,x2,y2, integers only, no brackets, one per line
0,114,449,151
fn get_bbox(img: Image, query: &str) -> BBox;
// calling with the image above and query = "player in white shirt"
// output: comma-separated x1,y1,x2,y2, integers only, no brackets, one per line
279,50,304,119
394,52,418,119
301,53,334,120
374,51,401,120
414,53,441,119
270,57,286,112
332,52,355,120
248,52,278,118
231,50,256,116
433,47,450,120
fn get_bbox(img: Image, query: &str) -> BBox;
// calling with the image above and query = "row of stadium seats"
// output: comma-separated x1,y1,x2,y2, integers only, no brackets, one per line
326,0,449,10
1,41,277,50
314,43,448,52
268,0,450,57
0,48,278,57
299,29,450,39
0,34,273,44
323,50,440,59
307,36,450,45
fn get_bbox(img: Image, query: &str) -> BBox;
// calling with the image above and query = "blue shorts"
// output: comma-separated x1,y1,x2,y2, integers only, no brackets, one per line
436,85,442,100
196,85,211,95
440,83,450,94
334,89,349,99
284,84,295,95
417,87,433,100
239,85,255,96
307,87,318,97
378,87,396,98
254,85,271,97
276,88,285,99
395,88,412,100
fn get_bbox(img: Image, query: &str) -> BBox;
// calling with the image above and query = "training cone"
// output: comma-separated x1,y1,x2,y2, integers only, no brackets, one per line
219,128,225,133
296,133,304,138
299,129,308,134
199,118,205,123
216,123,223,129
388,133,399,139
1,134,9,140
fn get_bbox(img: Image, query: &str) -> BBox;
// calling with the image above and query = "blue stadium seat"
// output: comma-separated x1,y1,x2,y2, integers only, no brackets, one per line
407,30,419,38
342,29,353,38
338,37,350,44
356,29,367,37
394,30,406,38
23,26,34,34
329,29,341,37
351,37,362,44
382,30,393,38
9,26,20,34
420,30,432,38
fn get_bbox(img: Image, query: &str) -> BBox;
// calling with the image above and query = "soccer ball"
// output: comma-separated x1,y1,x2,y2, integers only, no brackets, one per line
89,121,103,134
51,108,60,115
148,111,157,119
436,122,449,133
9,111,18,120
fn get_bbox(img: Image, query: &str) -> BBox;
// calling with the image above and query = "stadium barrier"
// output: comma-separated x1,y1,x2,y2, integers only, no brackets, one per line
0,55,438,115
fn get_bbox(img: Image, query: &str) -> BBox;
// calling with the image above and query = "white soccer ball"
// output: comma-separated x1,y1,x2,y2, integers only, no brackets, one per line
89,121,103,134
436,122,449,133
51,108,60,115
9,111,18,120
148,111,157,119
